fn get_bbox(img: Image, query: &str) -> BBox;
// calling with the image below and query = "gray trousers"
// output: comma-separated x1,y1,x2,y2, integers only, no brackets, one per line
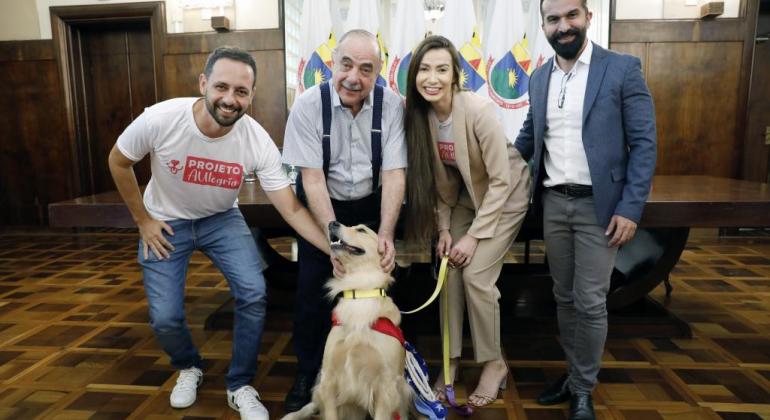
543,189,618,394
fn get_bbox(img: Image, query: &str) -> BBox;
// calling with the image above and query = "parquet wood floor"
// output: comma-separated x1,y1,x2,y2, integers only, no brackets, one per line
0,228,768,419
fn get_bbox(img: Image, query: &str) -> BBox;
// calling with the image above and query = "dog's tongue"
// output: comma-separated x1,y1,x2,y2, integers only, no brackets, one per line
344,244,365,255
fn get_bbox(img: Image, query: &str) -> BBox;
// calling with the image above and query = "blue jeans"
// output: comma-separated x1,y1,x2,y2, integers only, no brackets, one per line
138,208,266,391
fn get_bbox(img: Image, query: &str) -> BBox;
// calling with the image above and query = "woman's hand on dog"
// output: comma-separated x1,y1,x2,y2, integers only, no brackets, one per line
449,234,479,268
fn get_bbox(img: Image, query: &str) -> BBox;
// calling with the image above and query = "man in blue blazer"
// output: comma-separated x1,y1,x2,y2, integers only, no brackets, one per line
514,0,656,418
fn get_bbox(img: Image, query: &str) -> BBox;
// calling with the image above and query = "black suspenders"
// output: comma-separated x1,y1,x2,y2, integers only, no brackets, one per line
370,85,383,191
319,82,383,192
320,82,333,177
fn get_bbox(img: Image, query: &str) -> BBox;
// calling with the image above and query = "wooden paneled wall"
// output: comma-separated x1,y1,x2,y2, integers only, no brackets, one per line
162,29,287,147
0,29,286,226
0,41,72,225
1,4,763,225
610,0,759,177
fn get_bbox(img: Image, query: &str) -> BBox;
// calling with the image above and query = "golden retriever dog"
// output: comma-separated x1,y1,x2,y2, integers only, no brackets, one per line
281,221,412,420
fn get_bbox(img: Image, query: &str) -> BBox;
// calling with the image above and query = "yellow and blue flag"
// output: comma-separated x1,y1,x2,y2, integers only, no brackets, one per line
388,0,426,97
438,0,487,93
298,0,335,92
481,0,531,142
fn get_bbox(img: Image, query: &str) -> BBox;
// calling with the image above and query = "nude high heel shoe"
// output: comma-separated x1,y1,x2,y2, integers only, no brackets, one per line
468,359,508,407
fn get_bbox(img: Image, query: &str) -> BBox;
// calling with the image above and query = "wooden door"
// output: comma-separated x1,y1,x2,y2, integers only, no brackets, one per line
743,0,770,183
74,21,156,195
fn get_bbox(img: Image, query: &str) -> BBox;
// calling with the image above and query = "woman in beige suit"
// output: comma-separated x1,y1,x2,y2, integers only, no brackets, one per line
404,35,531,407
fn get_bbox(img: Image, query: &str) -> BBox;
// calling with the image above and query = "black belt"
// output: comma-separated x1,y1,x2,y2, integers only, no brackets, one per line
548,184,593,198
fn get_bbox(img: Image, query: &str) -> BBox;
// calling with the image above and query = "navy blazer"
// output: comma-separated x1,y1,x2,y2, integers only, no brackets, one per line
514,43,657,228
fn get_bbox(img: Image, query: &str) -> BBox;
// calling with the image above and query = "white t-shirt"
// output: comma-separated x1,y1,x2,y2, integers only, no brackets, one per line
117,97,290,221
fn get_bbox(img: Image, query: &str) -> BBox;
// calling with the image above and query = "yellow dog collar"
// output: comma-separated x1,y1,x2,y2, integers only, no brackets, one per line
342,288,387,299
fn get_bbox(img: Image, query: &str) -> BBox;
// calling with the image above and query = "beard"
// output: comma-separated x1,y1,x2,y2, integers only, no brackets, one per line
204,96,246,127
547,27,587,60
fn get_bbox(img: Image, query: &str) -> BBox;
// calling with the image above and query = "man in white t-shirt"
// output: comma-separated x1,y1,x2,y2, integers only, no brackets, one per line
108,46,329,420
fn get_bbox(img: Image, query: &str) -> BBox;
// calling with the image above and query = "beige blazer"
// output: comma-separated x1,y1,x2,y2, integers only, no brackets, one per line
432,91,530,239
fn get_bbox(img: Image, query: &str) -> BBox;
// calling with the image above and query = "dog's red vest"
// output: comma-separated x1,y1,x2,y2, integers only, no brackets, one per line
330,312,404,420
330,312,405,345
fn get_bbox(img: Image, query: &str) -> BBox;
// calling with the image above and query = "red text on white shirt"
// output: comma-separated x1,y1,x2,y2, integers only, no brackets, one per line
183,156,243,189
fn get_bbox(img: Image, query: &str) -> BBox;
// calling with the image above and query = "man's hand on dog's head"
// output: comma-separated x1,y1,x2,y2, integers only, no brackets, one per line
378,235,396,273
329,247,391,277
331,256,345,277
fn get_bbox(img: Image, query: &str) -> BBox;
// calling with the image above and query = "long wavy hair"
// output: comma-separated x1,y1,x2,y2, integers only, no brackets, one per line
403,35,463,248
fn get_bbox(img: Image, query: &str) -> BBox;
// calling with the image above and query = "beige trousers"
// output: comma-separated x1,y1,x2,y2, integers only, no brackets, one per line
440,190,527,363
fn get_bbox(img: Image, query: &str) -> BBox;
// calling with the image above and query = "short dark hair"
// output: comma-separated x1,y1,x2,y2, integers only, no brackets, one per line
540,0,589,19
203,46,257,88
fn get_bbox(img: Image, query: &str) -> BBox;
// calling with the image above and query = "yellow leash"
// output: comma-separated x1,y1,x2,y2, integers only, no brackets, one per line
399,256,449,314
398,256,453,384
400,256,471,414
437,256,472,415
438,257,452,386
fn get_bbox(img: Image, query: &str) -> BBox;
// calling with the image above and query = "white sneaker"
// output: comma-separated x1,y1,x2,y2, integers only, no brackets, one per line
169,367,203,408
227,385,269,420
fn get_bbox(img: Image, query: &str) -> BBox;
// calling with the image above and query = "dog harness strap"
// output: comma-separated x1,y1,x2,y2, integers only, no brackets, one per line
330,313,404,345
341,288,386,299
371,317,405,345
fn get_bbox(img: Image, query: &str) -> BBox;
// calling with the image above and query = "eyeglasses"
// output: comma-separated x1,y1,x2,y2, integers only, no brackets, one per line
558,71,574,109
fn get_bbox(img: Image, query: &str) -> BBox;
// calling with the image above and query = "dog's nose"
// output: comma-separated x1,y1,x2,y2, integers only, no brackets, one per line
328,221,341,232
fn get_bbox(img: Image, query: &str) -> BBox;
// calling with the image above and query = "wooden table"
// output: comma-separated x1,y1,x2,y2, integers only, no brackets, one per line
638,175,770,227
48,181,285,229
48,175,770,334
49,176,770,229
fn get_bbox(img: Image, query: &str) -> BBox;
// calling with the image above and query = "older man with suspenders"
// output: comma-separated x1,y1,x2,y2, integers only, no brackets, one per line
281,29,407,412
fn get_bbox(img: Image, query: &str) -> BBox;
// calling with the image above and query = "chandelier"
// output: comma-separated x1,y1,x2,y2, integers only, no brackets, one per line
424,0,446,23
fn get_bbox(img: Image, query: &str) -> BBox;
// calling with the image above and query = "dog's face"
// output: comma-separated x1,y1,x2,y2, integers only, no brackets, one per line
328,221,379,272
